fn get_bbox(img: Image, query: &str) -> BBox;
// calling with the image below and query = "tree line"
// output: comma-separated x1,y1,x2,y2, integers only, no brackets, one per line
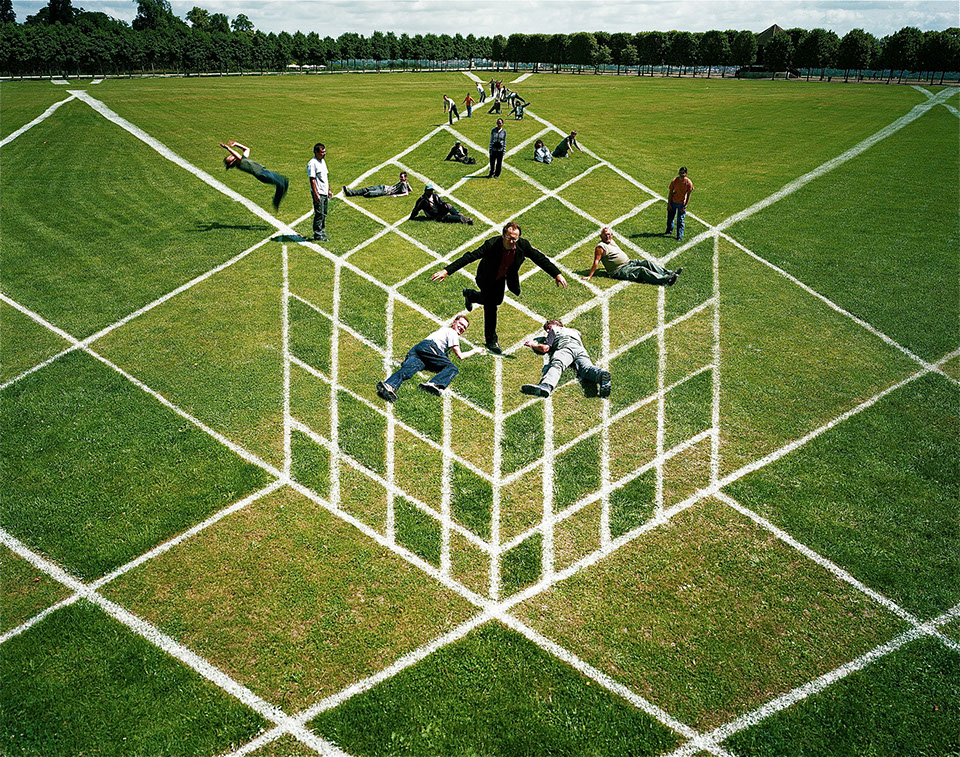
1,0,957,83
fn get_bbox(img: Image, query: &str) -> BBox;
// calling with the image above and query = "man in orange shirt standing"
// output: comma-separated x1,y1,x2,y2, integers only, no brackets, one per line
665,166,694,241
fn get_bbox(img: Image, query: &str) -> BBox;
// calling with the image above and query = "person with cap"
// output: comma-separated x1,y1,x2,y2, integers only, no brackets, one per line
520,318,611,399
409,184,473,224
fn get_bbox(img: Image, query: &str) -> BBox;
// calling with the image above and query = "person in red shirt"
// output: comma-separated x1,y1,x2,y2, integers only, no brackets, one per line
665,166,694,241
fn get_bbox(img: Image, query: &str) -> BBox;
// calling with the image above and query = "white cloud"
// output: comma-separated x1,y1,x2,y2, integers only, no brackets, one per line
10,0,958,37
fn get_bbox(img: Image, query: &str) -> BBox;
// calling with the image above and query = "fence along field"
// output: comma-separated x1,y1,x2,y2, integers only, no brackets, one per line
0,73,958,757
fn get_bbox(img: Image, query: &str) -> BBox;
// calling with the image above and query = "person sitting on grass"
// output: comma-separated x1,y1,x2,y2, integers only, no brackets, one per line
376,315,485,401
409,185,474,225
552,130,583,158
445,141,475,164
521,318,611,399
583,226,682,286
220,141,289,210
343,171,412,198
533,139,553,164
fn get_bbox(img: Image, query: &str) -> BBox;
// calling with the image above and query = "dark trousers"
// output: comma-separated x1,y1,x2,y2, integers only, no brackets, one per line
312,194,328,238
488,149,504,178
385,340,459,390
464,277,509,345
448,105,460,124
254,168,288,208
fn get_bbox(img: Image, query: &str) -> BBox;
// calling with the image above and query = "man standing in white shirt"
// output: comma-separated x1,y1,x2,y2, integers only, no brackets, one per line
376,315,485,401
307,143,331,242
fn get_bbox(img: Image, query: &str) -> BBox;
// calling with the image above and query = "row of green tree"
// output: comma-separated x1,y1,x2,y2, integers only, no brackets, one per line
1,0,957,83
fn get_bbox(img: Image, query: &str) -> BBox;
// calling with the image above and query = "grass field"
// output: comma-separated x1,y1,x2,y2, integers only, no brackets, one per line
1,71,958,756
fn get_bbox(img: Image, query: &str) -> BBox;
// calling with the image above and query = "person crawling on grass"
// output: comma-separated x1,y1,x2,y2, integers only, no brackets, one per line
343,171,412,199
409,185,474,225
220,141,289,210
376,315,485,401
552,130,583,158
520,319,611,399
583,226,682,286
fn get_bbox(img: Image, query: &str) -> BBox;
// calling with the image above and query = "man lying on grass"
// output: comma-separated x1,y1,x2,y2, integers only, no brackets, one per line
376,315,485,401
521,319,611,399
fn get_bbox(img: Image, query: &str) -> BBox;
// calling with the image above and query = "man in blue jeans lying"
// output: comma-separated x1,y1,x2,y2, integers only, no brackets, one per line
376,315,485,401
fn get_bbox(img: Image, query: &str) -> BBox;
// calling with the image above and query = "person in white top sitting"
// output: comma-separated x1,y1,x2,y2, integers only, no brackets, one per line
376,315,485,401
583,227,682,286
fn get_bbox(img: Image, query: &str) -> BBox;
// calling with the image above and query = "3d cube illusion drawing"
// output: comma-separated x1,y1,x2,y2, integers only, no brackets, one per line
285,124,720,603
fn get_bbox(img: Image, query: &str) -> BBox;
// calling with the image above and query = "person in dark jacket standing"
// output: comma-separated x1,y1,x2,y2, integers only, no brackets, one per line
430,222,567,353
488,118,507,178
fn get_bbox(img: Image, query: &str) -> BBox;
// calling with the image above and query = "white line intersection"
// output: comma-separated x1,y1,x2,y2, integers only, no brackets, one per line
1,81,957,757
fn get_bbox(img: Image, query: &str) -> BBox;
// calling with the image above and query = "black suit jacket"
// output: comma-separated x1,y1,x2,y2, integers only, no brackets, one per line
444,236,561,295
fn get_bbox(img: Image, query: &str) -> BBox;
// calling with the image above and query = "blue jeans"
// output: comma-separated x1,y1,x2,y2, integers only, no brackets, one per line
384,340,458,390
666,201,685,240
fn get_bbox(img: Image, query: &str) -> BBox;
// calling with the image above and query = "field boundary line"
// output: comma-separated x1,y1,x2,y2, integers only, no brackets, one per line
0,93,76,147
714,492,920,625
716,88,956,233
496,611,701,741
697,602,960,751
719,232,955,381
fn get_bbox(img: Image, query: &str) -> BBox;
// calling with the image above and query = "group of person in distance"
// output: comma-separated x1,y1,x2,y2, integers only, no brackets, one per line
219,121,694,407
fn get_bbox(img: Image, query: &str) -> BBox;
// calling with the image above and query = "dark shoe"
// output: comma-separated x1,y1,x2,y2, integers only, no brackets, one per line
486,342,502,355
462,289,474,313
597,370,612,398
419,382,443,396
376,381,398,402
462,217,474,225
668,266,683,286
521,383,552,398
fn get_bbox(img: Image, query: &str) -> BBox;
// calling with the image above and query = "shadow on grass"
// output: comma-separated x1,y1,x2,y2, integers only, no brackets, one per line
193,221,271,232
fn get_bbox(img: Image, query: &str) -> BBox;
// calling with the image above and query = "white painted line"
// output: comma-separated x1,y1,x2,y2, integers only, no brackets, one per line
511,73,533,83
0,94,76,148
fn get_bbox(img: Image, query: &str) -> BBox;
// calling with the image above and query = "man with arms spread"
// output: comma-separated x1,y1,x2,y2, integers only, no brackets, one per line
521,319,611,399
343,171,412,198
584,227,682,286
488,118,507,178
665,166,694,241
308,143,331,242
430,222,568,354
376,315,484,401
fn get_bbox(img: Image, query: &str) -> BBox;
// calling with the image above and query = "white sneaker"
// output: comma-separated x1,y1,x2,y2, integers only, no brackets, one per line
419,382,443,396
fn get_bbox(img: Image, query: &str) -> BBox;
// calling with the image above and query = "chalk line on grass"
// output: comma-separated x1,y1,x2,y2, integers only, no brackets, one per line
0,94,77,148
7,77,957,757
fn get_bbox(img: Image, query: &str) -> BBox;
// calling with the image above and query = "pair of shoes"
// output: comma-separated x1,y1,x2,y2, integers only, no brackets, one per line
668,266,683,286
462,289,474,313
462,217,474,225
376,381,398,402
314,233,330,242
419,382,443,396
486,342,502,354
520,383,552,398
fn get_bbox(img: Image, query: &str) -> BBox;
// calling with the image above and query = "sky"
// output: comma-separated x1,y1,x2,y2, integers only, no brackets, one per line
10,0,959,38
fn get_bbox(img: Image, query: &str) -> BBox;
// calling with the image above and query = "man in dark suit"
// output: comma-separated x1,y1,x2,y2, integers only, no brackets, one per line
430,222,567,353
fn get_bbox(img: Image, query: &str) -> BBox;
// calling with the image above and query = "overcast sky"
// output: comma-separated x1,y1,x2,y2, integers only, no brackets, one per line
10,0,959,38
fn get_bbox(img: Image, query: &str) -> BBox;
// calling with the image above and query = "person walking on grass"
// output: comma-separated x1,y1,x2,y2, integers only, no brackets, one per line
583,227,682,286
220,141,289,210
307,142,331,242
665,166,694,241
477,80,487,103
443,94,460,124
463,92,475,117
343,171,412,198
376,315,484,401
521,319,611,399
430,222,567,354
